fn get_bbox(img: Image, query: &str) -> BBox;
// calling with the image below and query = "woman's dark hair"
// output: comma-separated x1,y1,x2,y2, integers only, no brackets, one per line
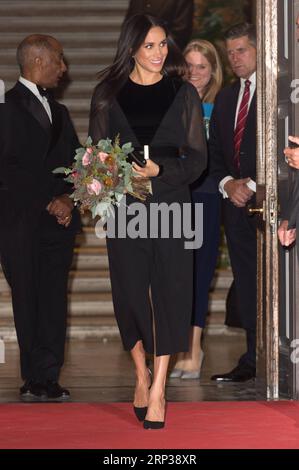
92,14,187,111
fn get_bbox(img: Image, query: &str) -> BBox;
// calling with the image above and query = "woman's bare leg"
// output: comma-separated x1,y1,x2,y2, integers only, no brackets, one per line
130,340,151,407
145,354,170,422
183,326,204,371
171,351,187,370
171,326,204,373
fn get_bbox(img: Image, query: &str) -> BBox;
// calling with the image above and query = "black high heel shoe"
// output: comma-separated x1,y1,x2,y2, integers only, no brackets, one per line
143,418,164,429
134,406,148,422
133,369,152,422
143,399,166,430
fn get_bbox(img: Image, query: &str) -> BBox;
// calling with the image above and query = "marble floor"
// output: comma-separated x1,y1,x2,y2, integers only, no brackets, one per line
0,333,256,403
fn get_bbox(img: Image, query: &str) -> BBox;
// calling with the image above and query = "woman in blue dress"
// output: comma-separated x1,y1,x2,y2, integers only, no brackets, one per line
170,39,223,379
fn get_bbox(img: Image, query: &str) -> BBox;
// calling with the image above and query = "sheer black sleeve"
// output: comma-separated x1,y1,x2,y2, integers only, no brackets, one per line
157,83,207,187
88,86,109,144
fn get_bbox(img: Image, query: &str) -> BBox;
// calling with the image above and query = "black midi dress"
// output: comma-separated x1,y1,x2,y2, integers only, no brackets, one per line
89,76,207,355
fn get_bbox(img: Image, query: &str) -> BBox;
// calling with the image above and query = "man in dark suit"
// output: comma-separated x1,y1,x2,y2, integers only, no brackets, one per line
278,13,299,248
124,0,194,50
209,23,257,382
278,135,299,247
0,35,81,401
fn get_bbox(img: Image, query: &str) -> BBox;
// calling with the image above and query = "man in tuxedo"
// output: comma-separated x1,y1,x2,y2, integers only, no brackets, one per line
209,23,257,382
124,0,194,50
0,35,81,401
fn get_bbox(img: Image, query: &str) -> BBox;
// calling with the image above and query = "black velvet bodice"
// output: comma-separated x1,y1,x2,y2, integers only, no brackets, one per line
90,76,208,191
117,76,176,146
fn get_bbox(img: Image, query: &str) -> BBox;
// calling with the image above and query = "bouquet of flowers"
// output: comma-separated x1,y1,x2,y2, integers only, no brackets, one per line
53,136,152,219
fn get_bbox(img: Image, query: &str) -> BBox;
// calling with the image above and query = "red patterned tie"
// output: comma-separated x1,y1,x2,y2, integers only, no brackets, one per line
233,79,251,173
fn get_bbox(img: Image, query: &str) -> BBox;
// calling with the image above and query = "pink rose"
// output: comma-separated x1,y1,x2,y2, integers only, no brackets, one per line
98,151,109,163
82,147,93,166
87,179,102,196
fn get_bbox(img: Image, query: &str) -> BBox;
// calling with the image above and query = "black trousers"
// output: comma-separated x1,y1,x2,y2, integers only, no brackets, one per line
0,208,76,382
106,195,193,356
223,200,257,367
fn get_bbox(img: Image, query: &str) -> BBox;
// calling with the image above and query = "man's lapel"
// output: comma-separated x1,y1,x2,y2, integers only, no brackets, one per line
14,82,52,137
223,81,241,161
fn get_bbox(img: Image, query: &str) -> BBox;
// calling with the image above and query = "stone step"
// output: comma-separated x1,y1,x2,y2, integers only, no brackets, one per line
0,292,112,317
0,48,116,66
0,64,108,82
75,228,107,247
0,228,106,259
73,251,109,270
0,250,109,274
69,271,111,293
211,270,233,289
0,16,124,33
0,31,120,49
60,99,94,112
54,82,97,101
72,117,91,134
0,0,128,144
0,250,233,289
0,289,228,318
0,0,128,16
74,246,107,254
1,63,106,76
0,307,233,342
70,121,95,142
3,81,97,100
0,325,120,342
0,316,242,342
0,270,232,295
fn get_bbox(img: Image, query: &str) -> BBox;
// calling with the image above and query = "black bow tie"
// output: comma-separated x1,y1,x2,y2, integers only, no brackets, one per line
37,85,51,100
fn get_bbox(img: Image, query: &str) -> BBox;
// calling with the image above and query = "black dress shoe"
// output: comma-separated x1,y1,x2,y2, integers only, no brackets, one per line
20,380,47,402
210,364,256,382
44,381,70,400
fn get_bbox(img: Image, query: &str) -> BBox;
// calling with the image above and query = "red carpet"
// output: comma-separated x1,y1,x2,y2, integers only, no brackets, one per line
1,401,299,449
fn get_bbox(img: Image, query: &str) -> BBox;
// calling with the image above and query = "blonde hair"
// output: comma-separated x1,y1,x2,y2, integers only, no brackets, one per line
183,39,223,103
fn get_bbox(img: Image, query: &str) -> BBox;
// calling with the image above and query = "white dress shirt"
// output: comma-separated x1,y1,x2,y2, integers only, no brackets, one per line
219,72,256,198
19,76,52,123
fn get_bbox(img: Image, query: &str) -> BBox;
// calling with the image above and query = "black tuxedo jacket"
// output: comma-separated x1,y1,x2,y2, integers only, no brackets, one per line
209,80,257,186
124,0,194,49
0,82,80,230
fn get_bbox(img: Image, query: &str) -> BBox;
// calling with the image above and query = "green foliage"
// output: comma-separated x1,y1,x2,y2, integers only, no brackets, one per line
52,137,151,220
193,0,252,83
194,0,250,42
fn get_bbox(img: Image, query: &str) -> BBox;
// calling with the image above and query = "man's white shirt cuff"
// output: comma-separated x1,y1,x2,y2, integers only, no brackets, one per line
246,179,256,192
219,177,256,199
219,176,233,198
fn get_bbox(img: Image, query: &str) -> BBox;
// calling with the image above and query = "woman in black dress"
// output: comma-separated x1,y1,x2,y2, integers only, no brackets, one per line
89,14,207,429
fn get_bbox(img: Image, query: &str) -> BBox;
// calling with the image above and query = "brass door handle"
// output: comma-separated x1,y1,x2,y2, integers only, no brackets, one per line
248,207,264,214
